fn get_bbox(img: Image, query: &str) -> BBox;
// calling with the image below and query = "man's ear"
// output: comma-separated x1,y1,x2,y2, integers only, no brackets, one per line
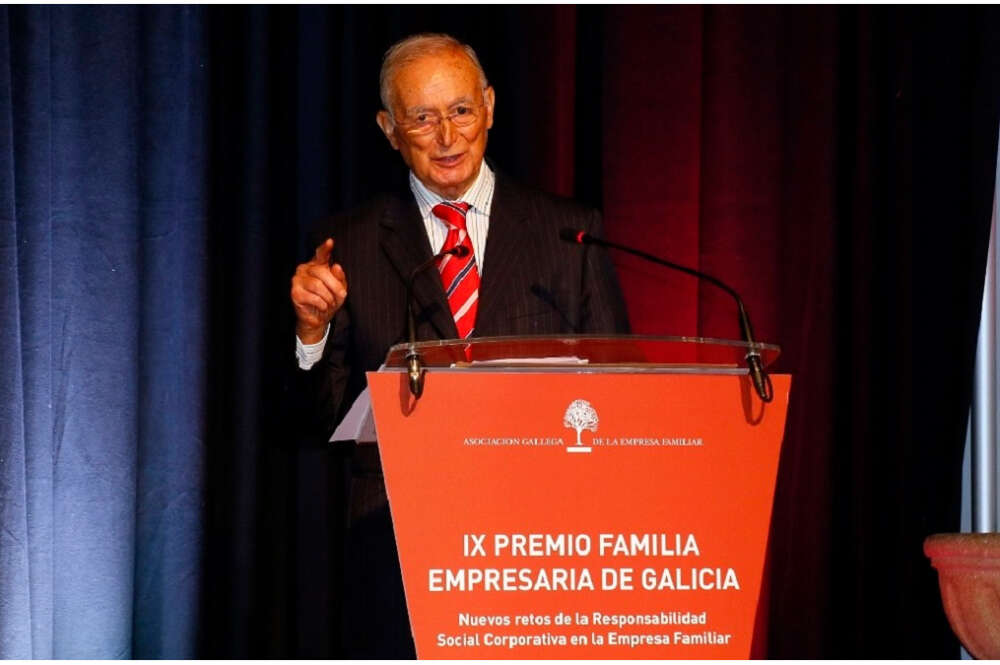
483,86,496,130
376,110,400,151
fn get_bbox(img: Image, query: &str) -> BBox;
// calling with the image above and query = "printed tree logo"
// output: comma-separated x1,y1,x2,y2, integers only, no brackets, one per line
563,399,598,453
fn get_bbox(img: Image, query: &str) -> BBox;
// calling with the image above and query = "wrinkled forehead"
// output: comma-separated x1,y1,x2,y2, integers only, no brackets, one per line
390,50,483,109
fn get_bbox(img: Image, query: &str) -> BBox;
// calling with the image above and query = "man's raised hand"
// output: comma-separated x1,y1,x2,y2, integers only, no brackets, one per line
291,238,348,344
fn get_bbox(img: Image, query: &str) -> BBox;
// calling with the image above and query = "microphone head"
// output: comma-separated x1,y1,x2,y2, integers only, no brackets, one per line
559,228,589,244
450,245,470,258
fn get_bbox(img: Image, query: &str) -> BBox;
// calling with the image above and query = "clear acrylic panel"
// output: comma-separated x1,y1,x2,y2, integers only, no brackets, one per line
383,335,780,372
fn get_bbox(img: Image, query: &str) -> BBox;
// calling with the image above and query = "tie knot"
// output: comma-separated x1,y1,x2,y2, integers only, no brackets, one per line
432,202,471,231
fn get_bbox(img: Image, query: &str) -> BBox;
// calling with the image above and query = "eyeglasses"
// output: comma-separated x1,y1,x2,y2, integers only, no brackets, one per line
394,101,486,137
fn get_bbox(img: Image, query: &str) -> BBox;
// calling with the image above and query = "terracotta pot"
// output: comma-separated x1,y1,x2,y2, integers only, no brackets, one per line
925,532,1000,659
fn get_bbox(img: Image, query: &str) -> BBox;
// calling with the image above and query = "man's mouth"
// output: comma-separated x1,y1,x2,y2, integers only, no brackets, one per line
433,153,465,167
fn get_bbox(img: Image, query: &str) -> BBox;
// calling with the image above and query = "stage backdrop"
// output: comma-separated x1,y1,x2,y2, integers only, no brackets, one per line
1,5,998,658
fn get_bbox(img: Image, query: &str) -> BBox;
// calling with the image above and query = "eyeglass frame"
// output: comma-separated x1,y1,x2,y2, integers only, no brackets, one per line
389,89,492,138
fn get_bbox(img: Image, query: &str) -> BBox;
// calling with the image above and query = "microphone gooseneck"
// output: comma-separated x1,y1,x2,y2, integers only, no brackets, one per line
404,245,471,398
560,228,773,403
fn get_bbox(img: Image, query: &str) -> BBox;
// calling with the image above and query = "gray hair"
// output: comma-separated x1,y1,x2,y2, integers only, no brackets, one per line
379,33,489,113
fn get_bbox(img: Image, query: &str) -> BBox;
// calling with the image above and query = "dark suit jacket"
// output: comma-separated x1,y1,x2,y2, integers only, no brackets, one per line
293,170,630,442
290,171,629,657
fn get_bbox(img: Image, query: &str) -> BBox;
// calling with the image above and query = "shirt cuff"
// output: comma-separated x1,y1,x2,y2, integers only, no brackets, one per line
295,324,330,370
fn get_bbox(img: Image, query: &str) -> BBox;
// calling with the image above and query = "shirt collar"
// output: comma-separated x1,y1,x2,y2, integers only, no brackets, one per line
409,162,495,219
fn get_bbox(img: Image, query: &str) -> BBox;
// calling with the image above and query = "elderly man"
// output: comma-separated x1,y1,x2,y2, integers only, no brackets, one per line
289,33,628,657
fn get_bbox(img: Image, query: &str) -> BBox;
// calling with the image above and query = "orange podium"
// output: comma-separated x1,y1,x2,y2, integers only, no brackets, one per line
366,335,790,659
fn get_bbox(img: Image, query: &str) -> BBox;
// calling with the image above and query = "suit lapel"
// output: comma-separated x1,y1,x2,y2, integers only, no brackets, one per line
378,192,458,340
477,174,529,332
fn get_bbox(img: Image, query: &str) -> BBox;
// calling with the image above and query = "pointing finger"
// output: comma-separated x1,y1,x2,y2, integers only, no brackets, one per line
312,237,334,265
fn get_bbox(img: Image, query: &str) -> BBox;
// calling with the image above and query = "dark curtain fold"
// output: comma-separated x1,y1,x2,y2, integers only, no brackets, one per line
1,5,997,659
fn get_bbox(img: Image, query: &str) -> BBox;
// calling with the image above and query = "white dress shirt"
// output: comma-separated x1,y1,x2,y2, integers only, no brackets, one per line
296,164,496,370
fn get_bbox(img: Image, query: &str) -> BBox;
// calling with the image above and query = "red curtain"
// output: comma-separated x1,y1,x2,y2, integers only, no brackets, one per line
601,8,839,656
499,5,998,657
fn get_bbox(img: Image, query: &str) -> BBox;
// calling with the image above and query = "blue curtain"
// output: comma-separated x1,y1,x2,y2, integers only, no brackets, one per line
0,7,206,658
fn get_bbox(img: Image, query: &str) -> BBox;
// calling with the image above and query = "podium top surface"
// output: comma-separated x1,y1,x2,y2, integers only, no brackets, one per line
383,334,779,372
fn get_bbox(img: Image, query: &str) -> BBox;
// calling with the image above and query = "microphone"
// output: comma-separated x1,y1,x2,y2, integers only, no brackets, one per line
560,228,774,403
404,245,471,398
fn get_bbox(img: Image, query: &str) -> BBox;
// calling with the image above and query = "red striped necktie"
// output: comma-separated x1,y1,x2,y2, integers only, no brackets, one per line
433,202,479,339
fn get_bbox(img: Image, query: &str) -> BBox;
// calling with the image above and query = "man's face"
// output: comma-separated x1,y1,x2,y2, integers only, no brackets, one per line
376,49,495,200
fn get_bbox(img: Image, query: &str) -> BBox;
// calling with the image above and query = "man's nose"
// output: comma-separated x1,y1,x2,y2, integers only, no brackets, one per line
435,117,456,146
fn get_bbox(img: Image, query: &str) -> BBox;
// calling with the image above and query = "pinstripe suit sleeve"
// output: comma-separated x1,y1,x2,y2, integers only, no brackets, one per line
290,307,352,444
288,214,360,445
